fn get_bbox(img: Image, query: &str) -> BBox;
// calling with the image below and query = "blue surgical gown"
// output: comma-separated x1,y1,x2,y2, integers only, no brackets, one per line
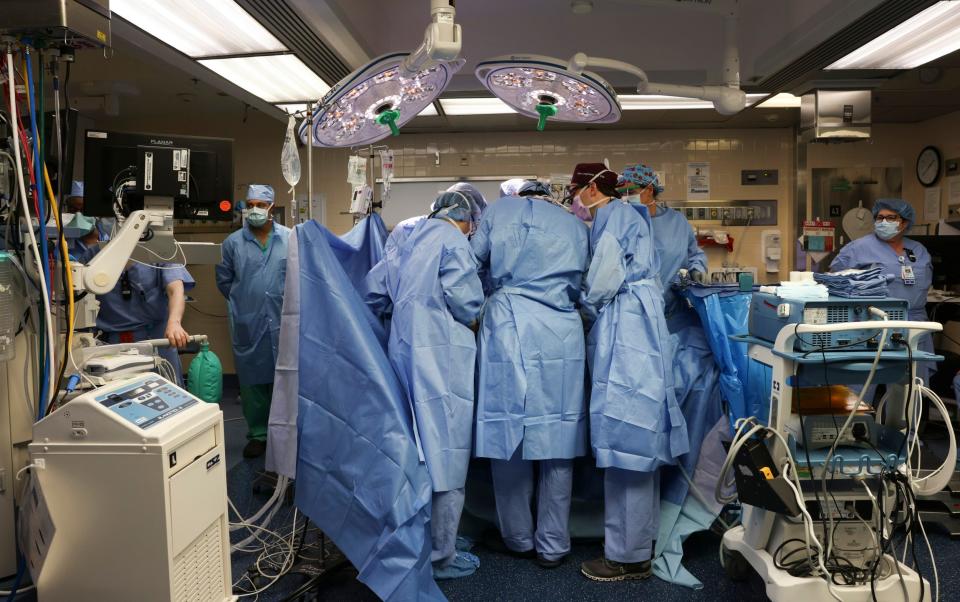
363,219,484,492
216,224,291,387
385,215,427,257
581,201,689,472
472,196,590,461
830,233,935,368
650,206,706,315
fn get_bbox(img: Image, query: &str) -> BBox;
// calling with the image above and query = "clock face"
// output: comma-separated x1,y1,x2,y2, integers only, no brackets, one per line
917,146,941,186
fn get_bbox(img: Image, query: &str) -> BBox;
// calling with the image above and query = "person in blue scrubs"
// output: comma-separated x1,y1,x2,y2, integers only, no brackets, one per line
618,164,706,314
574,163,688,581
830,198,935,384
65,181,110,258
90,253,194,387
472,172,590,569
385,183,487,255
363,191,485,580
216,184,290,459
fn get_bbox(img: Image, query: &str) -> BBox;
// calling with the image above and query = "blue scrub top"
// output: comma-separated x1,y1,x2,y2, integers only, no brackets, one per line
650,206,707,315
830,233,933,315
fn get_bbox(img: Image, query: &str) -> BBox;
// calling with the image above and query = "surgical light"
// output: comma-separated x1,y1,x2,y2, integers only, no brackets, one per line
826,2,960,70
475,55,621,128
111,0,287,58
299,53,462,148
199,54,330,103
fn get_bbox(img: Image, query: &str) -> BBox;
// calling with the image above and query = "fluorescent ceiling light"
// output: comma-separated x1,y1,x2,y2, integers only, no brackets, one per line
754,93,801,108
200,55,330,103
826,1,960,69
439,97,517,115
111,0,287,57
418,103,439,117
618,94,766,110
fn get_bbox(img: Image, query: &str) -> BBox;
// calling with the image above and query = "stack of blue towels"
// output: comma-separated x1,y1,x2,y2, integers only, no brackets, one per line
814,267,891,297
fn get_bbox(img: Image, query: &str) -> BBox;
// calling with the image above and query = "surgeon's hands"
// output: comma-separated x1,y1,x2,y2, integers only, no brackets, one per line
165,320,190,348
689,269,705,283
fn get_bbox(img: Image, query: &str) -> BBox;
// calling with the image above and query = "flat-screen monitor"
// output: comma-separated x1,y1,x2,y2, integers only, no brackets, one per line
82,130,233,221
909,235,960,290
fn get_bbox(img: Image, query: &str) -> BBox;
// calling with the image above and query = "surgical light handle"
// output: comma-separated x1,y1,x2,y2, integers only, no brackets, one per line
400,0,462,77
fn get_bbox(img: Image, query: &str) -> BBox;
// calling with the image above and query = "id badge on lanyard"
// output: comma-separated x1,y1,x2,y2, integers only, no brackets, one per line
899,256,915,285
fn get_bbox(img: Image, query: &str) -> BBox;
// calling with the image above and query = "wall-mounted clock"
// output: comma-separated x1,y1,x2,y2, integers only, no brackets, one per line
917,145,942,187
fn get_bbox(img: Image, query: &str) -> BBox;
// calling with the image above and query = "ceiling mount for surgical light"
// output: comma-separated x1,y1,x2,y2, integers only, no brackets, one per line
299,0,462,147
475,55,622,127
476,6,747,129
298,53,463,147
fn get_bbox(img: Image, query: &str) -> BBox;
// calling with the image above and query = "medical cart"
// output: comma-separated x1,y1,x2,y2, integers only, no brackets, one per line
721,313,951,601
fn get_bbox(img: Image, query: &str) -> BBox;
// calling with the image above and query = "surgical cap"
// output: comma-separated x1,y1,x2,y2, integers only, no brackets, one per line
431,191,473,223
67,212,96,235
69,180,84,198
447,182,487,218
872,198,915,227
619,163,664,195
518,180,552,197
570,163,618,191
246,184,275,204
500,178,525,197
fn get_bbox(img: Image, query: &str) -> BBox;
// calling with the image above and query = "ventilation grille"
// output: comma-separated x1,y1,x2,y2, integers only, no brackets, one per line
238,0,351,87
887,309,906,321
809,332,832,348
826,305,848,324
757,0,937,91
173,519,226,602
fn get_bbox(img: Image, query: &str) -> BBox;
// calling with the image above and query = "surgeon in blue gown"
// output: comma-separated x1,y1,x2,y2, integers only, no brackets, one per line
385,182,487,256
618,164,706,311
830,198,935,384
216,184,291,458
574,163,688,581
363,191,485,579
472,172,590,569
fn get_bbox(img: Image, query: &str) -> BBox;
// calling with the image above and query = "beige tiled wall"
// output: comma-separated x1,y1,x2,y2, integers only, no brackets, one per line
315,128,797,283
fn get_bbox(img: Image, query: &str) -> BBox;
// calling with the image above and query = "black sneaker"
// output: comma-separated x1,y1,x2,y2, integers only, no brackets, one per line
536,553,565,569
243,439,267,459
581,557,652,581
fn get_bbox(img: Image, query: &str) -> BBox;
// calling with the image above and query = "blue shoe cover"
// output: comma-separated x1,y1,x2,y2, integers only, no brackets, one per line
434,551,480,580
455,536,475,552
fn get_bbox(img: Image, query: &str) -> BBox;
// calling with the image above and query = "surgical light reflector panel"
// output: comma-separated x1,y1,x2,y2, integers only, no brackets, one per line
475,56,620,124
826,1,960,70
199,54,331,104
111,0,287,58
300,53,462,148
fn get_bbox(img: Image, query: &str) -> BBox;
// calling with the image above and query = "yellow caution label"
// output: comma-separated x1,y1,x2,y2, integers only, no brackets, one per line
97,31,107,42
759,466,774,480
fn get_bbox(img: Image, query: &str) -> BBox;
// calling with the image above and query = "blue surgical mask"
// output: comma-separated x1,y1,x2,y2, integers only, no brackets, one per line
874,220,900,241
244,206,270,227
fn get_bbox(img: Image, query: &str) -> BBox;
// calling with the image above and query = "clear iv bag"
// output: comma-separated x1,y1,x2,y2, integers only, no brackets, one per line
281,115,301,187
